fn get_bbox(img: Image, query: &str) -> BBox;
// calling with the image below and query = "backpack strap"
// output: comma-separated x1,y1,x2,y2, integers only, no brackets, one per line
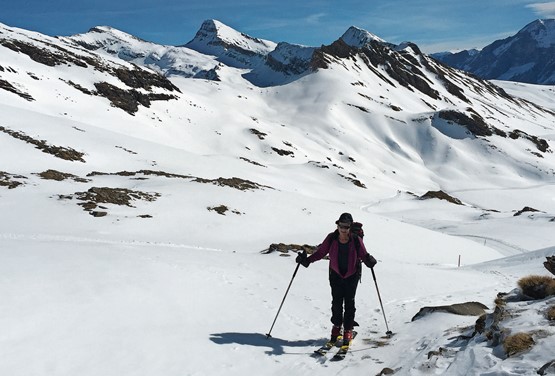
352,235,363,282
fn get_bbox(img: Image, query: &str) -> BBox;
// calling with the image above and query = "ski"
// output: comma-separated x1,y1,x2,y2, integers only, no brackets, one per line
313,335,342,356
331,331,357,361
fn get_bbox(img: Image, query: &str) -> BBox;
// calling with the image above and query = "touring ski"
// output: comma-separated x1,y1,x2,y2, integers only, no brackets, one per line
313,335,342,356
331,331,357,361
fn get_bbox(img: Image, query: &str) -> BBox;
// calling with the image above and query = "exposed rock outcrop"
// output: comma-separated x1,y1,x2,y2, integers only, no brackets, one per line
0,171,27,189
0,126,85,162
412,302,489,321
261,243,317,255
36,169,90,182
544,256,555,277
419,190,463,205
514,206,541,217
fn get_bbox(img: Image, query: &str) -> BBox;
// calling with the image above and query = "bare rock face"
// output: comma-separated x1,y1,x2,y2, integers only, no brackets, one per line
0,126,85,162
538,359,555,375
0,78,34,101
93,82,178,115
0,171,27,189
514,206,541,217
76,186,160,207
262,243,317,255
58,186,161,217
545,256,555,277
437,110,495,137
37,169,90,183
419,190,463,205
412,302,489,321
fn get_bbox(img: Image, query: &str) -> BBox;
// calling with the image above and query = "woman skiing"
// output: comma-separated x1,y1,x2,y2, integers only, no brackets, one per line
296,212,377,344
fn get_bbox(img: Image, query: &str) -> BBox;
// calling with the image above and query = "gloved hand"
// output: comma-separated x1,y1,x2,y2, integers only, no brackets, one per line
296,251,310,268
364,254,377,268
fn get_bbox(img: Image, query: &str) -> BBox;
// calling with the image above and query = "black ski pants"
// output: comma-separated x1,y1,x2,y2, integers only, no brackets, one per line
329,270,359,331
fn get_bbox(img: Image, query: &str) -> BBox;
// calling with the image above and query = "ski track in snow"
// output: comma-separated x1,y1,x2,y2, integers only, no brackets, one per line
0,233,233,253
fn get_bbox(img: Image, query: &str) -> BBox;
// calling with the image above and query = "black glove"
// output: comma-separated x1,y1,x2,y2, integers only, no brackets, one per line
296,251,310,268
364,254,377,268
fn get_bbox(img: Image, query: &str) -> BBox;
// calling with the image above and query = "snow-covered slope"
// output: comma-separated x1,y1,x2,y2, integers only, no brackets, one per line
1,20,555,376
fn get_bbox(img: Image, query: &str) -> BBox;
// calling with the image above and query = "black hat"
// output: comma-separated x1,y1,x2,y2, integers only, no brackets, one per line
335,212,353,225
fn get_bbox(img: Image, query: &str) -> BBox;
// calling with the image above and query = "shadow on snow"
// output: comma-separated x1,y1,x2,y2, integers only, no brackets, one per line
209,332,322,355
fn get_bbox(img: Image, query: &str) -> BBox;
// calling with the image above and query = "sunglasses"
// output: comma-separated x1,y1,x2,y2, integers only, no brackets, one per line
338,225,350,230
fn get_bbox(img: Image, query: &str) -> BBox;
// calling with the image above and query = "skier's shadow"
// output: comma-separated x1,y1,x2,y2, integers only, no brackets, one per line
209,332,321,355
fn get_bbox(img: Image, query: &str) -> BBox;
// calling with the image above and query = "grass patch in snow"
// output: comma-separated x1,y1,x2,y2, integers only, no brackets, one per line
517,275,555,299
503,332,535,357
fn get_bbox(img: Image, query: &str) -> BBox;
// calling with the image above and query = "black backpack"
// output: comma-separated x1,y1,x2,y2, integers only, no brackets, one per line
351,222,364,239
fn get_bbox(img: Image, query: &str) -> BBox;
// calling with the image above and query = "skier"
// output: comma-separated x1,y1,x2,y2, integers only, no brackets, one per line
296,213,377,345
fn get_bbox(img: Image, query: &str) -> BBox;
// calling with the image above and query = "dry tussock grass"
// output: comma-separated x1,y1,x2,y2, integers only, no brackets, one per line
503,332,535,357
517,275,555,299
547,305,555,321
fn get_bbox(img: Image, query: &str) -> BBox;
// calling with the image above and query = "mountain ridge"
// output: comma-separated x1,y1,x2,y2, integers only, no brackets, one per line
1,19,555,198
433,19,555,85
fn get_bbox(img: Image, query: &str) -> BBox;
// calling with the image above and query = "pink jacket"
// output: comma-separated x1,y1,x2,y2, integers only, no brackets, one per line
307,232,369,278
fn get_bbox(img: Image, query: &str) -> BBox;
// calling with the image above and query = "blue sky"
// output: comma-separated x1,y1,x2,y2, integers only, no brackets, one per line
2,0,555,53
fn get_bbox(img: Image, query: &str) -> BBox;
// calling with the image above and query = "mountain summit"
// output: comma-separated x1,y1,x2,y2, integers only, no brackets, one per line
433,19,555,84
340,26,386,48
184,19,277,68
520,18,555,48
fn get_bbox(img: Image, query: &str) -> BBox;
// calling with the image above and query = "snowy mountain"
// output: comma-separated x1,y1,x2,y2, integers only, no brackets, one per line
61,25,219,79
63,20,313,86
430,48,480,69
340,26,387,47
433,19,555,85
1,19,555,376
184,19,276,68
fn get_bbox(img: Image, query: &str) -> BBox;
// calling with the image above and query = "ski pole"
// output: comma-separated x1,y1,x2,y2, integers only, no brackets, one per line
371,267,393,337
266,262,301,338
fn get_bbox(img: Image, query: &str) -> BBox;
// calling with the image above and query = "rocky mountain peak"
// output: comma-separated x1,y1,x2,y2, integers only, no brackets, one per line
433,18,555,84
184,19,276,68
518,19,555,48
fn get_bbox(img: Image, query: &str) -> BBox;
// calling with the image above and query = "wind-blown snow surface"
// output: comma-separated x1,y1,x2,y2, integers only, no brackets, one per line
1,21,555,375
